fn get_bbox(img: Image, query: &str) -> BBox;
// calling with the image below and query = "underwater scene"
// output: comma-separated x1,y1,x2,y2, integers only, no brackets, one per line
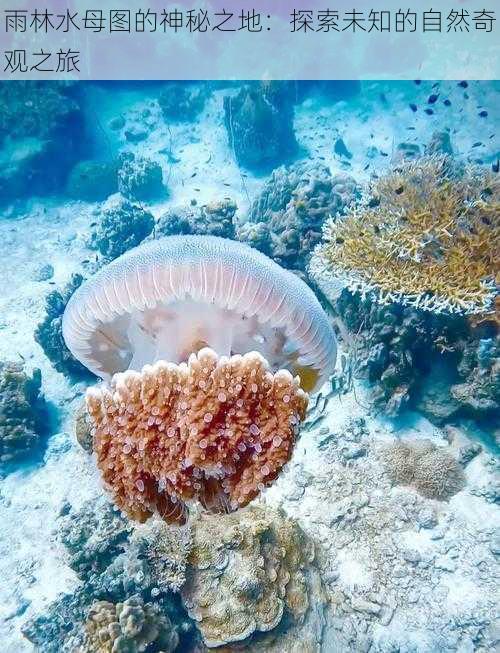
0,80,498,653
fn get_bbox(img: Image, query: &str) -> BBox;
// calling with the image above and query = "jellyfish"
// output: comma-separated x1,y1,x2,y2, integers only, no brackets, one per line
63,235,336,523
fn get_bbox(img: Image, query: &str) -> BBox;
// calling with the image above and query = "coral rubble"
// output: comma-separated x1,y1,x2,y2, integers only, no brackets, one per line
311,156,499,315
87,348,307,524
89,196,155,262
0,361,48,463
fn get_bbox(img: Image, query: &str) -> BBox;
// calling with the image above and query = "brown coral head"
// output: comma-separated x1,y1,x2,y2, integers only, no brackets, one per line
87,347,308,525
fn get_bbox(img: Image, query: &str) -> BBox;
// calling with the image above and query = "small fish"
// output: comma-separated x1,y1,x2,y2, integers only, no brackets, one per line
479,110,488,118
90,222,97,227
428,94,439,104
363,163,370,170
223,182,231,187
379,93,388,104
194,188,200,191
492,159,499,173
407,126,416,130
424,108,434,115
458,81,468,88
81,259,90,264
409,103,418,112
432,82,440,89
190,172,197,178
443,99,452,107
380,151,389,157
464,92,469,100
414,79,422,85
472,142,483,148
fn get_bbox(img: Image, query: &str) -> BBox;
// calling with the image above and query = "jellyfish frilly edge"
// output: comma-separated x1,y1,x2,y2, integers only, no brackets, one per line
63,235,336,523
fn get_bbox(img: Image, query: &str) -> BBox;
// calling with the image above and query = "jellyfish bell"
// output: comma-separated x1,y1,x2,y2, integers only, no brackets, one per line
62,235,336,392
63,235,336,524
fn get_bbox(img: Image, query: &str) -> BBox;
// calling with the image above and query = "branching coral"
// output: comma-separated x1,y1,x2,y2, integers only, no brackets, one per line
382,439,466,501
82,596,179,653
87,348,308,524
0,361,48,463
311,156,499,315
181,505,318,648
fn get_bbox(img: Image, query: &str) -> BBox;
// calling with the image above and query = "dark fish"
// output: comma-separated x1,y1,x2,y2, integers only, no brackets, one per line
479,110,488,118
424,108,434,115
428,94,439,104
223,182,231,186
90,222,97,227
472,142,483,148
380,93,388,104
81,259,90,264
443,99,452,106
458,81,468,88
407,127,416,130
432,82,440,89
414,79,422,85
194,188,200,191
380,151,389,157
492,159,499,173
409,103,418,112
364,163,370,170
190,172,197,178
464,92,469,99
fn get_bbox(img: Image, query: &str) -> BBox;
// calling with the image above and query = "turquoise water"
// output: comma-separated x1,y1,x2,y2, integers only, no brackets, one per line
0,80,498,653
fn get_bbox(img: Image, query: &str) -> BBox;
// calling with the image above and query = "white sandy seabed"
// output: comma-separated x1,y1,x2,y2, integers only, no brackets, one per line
0,80,498,652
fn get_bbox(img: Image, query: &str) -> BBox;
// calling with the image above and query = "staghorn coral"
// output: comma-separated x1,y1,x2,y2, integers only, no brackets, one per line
311,156,499,315
34,273,91,379
82,596,179,653
87,348,308,524
240,161,357,271
153,198,237,240
0,361,48,463
382,438,466,501
181,504,320,649
117,153,164,201
89,196,155,262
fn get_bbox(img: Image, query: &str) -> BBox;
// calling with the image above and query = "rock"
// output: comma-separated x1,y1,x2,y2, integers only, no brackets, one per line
124,124,148,143
159,83,210,122
66,159,118,202
154,198,237,240
417,507,438,529
224,82,297,171
181,504,324,649
0,361,48,464
89,195,154,261
117,152,164,201
426,130,454,156
394,142,421,161
33,263,54,282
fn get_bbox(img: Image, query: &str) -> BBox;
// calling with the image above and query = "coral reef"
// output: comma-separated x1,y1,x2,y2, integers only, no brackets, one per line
130,519,192,593
0,361,48,463
87,348,307,523
89,196,155,262
224,82,297,171
159,83,209,122
450,334,500,418
35,273,92,379
82,596,179,653
382,438,466,500
311,156,499,315
66,160,118,202
153,198,237,240
117,153,164,201
239,161,357,271
0,81,85,202
181,505,321,649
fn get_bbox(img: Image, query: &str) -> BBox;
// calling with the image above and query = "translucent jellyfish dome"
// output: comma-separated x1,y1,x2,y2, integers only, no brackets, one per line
63,235,336,392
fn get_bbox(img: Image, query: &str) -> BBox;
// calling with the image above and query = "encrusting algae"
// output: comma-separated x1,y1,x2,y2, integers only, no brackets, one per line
310,156,499,315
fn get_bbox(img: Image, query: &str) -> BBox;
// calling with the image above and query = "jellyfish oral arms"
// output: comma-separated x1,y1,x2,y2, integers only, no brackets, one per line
63,235,336,522
87,348,308,524
62,235,336,391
